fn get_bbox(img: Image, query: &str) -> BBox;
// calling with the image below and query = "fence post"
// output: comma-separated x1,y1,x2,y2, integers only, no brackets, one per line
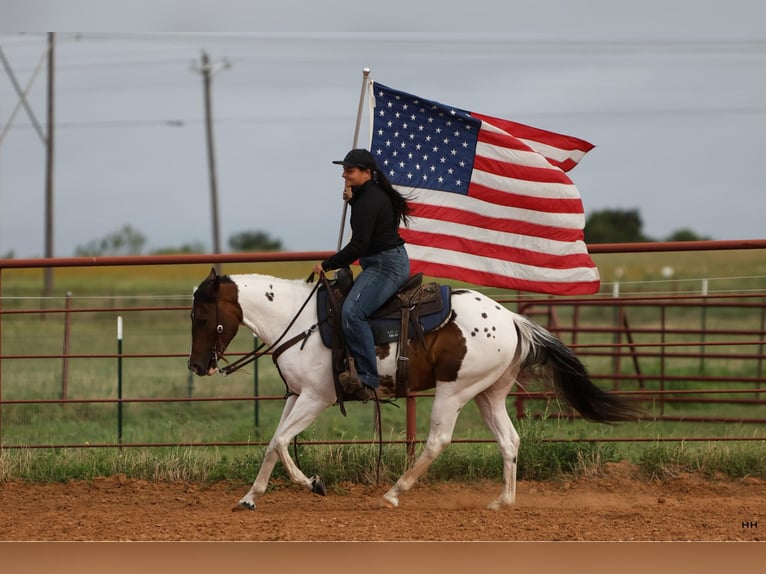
117,316,123,446
758,296,765,399
60,291,72,400
0,267,3,440
699,279,708,372
612,282,622,390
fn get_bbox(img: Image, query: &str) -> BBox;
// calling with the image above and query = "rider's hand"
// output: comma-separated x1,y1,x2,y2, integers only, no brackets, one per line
342,186,353,202
312,263,324,276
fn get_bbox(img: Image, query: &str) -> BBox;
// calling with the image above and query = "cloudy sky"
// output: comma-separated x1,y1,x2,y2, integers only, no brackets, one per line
1,0,765,257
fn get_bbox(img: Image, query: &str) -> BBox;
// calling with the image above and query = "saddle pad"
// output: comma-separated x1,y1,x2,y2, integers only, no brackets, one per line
317,284,452,347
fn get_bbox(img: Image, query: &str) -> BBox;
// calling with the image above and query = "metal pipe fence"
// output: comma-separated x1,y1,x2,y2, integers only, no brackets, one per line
1,241,766,454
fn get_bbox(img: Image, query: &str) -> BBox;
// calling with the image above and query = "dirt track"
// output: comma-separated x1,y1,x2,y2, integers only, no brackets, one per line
1,462,763,541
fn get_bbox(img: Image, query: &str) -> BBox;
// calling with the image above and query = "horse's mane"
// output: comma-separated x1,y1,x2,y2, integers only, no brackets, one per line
230,273,315,290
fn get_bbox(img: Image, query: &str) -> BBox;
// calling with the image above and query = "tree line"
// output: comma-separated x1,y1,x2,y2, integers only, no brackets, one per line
0,208,710,259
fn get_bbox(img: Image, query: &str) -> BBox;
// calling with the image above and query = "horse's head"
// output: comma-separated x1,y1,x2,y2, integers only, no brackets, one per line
187,267,243,376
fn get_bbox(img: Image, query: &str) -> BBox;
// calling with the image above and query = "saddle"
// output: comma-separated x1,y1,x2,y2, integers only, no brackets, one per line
316,267,452,409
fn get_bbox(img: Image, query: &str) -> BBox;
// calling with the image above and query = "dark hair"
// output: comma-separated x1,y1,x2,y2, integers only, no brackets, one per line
372,168,413,227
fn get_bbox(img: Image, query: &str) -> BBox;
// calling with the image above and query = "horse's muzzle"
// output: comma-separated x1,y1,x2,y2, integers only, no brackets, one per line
187,356,218,377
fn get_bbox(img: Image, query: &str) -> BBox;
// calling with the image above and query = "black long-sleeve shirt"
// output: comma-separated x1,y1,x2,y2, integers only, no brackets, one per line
321,180,404,271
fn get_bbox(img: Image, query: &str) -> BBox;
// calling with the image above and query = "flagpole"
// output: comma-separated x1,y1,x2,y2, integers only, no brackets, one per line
335,67,371,250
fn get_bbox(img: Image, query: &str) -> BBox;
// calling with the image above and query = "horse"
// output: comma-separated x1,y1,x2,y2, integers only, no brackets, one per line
187,267,639,511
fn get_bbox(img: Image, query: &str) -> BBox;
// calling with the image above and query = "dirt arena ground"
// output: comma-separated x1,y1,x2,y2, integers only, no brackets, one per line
1,462,763,542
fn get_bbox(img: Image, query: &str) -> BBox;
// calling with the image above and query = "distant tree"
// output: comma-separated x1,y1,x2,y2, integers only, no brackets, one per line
228,230,283,252
1,250,14,259
664,228,711,242
584,208,652,244
74,224,146,256
151,242,207,255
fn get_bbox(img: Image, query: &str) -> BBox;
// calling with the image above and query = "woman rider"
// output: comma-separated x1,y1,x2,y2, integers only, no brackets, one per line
313,149,412,401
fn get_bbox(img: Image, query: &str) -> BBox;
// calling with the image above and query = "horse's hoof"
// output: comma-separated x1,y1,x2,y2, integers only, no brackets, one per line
380,493,399,509
486,497,514,511
310,475,326,496
232,501,255,512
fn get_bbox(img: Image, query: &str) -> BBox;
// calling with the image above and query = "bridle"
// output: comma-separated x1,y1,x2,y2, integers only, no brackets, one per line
210,274,324,376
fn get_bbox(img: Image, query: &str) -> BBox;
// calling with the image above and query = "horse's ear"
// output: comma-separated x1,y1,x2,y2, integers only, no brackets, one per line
202,267,221,296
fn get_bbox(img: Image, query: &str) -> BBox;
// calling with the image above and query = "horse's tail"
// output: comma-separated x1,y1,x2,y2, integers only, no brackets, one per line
514,314,640,423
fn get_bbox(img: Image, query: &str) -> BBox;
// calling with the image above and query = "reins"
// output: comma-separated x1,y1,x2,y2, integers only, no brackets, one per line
217,274,321,376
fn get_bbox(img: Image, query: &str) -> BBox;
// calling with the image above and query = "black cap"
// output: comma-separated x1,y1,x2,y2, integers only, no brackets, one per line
332,149,377,170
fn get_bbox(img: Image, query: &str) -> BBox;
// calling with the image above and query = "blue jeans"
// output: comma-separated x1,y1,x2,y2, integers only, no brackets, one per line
341,245,410,388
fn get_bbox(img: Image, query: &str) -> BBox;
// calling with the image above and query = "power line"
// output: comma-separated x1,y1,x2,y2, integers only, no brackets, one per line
1,104,764,133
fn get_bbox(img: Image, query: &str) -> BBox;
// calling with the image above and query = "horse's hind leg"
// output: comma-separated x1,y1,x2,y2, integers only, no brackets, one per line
381,389,467,509
473,379,520,510
235,393,330,511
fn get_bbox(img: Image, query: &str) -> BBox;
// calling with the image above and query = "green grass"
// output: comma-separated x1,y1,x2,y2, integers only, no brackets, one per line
1,252,766,484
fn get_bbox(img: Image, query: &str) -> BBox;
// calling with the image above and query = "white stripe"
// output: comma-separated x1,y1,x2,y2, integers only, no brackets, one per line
470,168,582,200
405,244,601,284
478,117,589,166
408,188,585,229
476,125,556,168
408,216,590,255
518,138,588,165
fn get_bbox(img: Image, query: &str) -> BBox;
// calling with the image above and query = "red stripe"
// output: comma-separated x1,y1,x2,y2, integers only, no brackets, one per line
409,259,601,295
409,203,584,243
401,228,595,270
472,154,574,185
475,125,532,151
467,182,584,214
472,112,595,153
472,112,594,173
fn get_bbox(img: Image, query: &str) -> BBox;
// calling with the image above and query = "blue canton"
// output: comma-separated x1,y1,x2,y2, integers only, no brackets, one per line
370,82,480,196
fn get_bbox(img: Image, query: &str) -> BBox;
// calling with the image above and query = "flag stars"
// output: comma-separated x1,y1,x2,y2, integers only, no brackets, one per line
371,85,478,194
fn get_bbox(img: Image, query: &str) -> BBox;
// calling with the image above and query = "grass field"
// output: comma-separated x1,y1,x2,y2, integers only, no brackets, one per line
1,250,765,483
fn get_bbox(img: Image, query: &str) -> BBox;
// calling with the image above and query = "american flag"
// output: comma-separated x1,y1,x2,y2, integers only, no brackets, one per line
368,82,600,295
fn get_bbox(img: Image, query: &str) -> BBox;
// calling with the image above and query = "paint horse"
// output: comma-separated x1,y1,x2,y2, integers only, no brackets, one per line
187,268,638,511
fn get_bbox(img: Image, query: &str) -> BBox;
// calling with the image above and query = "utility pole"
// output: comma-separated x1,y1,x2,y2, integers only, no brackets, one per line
43,32,55,297
192,51,229,273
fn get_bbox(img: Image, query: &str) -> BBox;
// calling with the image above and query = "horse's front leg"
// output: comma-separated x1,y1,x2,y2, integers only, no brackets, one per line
234,392,332,511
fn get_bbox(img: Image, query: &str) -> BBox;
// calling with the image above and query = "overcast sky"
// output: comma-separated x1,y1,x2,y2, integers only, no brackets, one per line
1,0,765,257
